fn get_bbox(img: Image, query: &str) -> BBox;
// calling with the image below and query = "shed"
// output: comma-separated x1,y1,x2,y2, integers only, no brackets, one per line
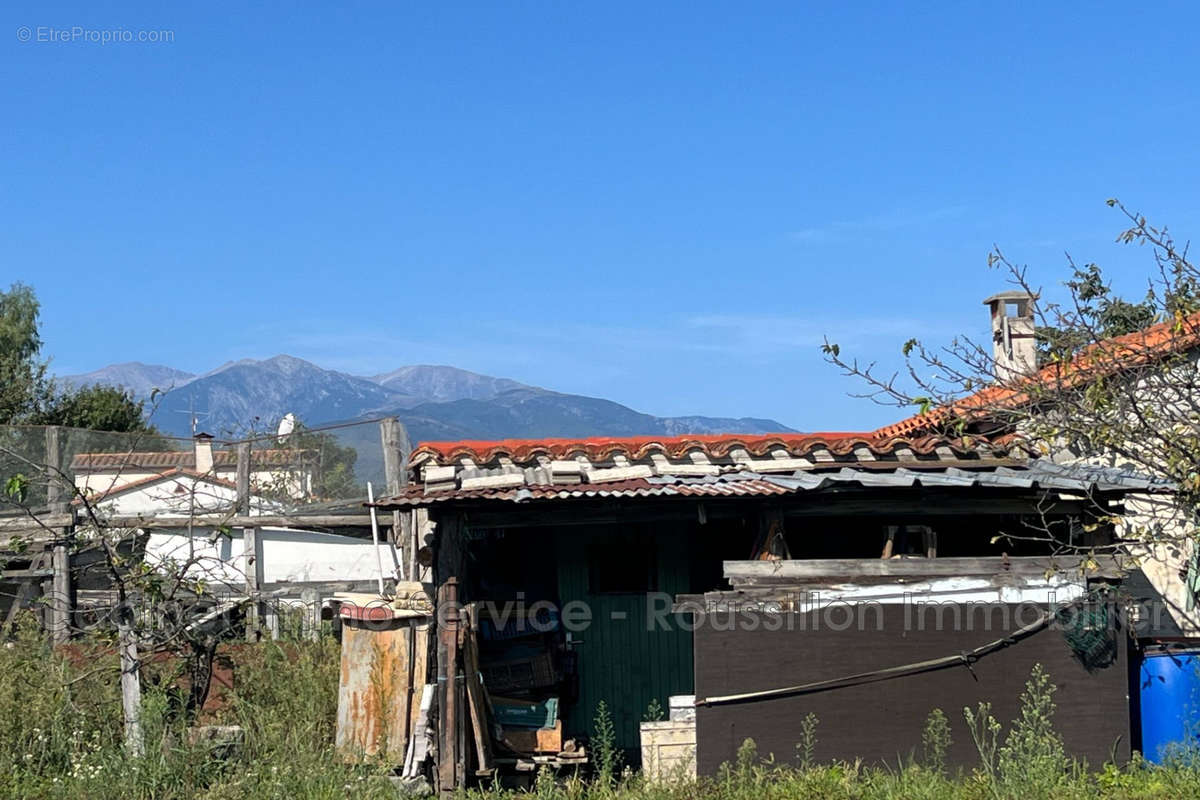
373,431,1171,790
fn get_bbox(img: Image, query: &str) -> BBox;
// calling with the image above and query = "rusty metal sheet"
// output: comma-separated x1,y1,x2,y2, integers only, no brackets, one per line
335,617,431,763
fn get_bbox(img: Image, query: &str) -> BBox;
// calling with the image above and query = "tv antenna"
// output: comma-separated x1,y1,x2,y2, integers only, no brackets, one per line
171,394,211,437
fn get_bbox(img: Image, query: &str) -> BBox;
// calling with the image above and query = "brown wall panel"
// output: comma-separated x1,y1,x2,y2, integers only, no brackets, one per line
694,604,1129,774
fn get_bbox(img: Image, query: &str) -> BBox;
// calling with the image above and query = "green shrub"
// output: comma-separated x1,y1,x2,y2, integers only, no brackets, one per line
7,634,1200,800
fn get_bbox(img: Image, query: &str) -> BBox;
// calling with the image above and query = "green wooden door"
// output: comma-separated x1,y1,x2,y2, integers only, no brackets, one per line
556,525,694,754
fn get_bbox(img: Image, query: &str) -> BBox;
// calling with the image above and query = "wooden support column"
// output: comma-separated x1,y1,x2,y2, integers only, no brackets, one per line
243,526,263,641
45,426,72,645
436,577,462,793
118,613,144,756
380,417,412,578
235,441,250,515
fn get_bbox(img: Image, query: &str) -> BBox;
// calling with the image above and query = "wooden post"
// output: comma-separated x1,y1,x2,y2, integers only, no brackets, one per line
243,526,262,641
45,426,72,645
437,578,461,793
118,614,144,756
300,588,320,641
235,441,250,515
380,417,412,577
882,526,898,559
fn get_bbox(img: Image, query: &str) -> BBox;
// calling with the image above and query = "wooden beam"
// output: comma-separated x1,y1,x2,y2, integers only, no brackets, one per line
96,514,374,529
0,514,73,532
724,555,1123,583
0,568,55,579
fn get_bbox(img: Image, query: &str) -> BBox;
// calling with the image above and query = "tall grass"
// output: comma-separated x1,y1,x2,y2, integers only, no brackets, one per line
0,621,395,800
2,625,1200,800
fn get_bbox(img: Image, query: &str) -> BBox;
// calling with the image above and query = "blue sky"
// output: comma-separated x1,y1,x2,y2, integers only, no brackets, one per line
4,2,1199,431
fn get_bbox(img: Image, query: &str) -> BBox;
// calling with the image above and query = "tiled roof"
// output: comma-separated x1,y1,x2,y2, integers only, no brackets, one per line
409,432,975,467
393,431,1024,506
875,309,1200,440
75,468,240,504
71,449,315,471
375,460,1169,508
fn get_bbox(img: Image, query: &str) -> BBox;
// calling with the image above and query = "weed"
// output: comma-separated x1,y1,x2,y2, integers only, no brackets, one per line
796,712,819,769
921,708,951,774
592,700,622,788
642,698,665,723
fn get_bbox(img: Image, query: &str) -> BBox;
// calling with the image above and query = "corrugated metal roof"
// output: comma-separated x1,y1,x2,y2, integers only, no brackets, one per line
374,459,1171,508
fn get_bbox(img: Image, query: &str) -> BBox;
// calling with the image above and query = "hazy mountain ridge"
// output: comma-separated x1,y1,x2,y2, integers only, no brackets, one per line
61,357,797,439
60,363,196,397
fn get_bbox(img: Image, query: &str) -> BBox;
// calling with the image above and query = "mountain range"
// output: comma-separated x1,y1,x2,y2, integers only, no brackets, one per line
61,356,796,442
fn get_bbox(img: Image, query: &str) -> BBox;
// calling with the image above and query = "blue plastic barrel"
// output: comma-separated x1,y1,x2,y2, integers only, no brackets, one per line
1140,649,1200,762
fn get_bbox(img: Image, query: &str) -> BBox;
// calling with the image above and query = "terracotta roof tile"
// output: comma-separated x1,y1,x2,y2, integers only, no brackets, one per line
409,432,973,468
874,309,1200,440
75,468,240,504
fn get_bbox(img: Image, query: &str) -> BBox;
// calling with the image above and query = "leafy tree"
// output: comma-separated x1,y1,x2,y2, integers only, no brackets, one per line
823,199,1200,581
0,283,158,434
36,383,155,434
0,283,52,424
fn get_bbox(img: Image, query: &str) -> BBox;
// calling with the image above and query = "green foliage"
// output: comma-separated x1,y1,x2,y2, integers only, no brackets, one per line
0,628,395,800
273,422,359,500
795,712,819,769
1036,263,1164,364
921,708,951,774
0,283,52,424
4,637,1200,800
964,701,1003,787
997,664,1069,795
0,283,157,434
5,473,29,503
592,700,622,787
642,698,665,723
36,383,156,434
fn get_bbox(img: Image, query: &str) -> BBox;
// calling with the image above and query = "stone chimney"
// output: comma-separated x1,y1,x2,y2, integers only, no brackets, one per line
193,432,214,474
983,291,1037,379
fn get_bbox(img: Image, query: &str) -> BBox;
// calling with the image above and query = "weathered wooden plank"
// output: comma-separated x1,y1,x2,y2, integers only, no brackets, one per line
0,568,55,579
0,514,73,532
724,555,1121,582
98,514,374,529
461,605,493,773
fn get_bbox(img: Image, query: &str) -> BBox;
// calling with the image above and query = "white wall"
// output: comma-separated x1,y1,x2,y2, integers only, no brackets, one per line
144,526,397,589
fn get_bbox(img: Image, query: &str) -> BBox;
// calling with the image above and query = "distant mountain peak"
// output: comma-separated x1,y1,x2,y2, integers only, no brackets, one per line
369,364,535,404
60,357,797,440
60,362,196,397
